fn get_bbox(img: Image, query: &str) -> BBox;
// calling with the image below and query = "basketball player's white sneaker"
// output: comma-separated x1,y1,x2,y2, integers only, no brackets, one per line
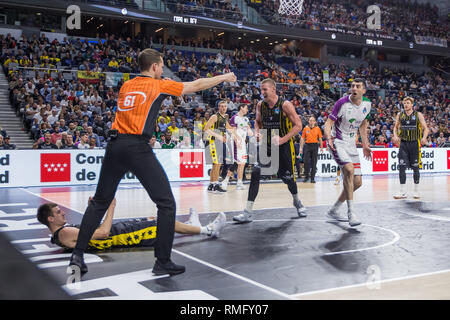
236,183,246,190
206,212,227,237
294,200,307,218
327,208,349,222
186,208,201,227
232,209,253,223
393,192,407,199
348,212,361,227
334,177,340,185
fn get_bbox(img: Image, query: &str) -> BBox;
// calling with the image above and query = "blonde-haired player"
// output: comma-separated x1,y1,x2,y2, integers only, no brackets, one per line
392,96,428,199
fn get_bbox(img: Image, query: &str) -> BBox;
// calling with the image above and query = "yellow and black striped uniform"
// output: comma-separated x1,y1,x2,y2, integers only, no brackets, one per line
259,97,296,180
51,219,157,251
206,113,229,165
399,111,421,142
398,111,422,168
211,113,227,139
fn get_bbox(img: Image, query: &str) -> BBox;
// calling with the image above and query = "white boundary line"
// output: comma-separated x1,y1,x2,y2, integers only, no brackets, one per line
290,268,450,299
172,249,294,300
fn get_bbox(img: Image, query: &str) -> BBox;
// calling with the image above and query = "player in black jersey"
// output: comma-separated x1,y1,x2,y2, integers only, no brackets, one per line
204,100,240,193
37,199,226,274
392,96,429,199
233,78,307,223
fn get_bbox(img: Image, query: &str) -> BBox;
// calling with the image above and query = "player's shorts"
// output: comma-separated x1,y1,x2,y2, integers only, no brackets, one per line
234,142,248,164
257,141,296,181
206,137,234,165
398,140,422,169
88,219,157,251
329,139,362,175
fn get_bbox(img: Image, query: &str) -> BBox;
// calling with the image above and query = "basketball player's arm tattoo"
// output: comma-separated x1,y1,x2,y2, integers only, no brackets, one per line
280,101,302,145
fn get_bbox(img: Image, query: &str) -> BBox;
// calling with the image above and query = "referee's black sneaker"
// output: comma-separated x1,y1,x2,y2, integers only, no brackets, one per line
152,259,186,276
69,252,88,274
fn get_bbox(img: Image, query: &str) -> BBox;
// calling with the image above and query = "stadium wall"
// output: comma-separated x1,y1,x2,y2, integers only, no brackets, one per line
0,148,448,188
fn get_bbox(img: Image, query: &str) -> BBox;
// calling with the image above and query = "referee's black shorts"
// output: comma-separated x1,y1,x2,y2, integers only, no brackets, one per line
398,140,422,169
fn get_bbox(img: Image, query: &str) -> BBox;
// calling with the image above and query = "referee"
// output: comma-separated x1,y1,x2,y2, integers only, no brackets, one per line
300,116,323,183
69,48,237,276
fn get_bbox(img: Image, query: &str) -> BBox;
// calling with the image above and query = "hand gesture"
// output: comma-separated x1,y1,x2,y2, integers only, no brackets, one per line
224,72,237,83
327,138,335,151
363,146,372,161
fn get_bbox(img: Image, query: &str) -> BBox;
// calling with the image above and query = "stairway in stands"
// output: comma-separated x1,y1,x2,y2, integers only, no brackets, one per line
0,73,34,149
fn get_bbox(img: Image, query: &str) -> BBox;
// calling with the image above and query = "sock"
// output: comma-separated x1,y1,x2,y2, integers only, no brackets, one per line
237,179,243,185
222,176,230,187
246,201,254,212
211,181,218,186
332,200,344,211
414,183,419,192
347,200,353,213
72,248,84,257
400,184,406,193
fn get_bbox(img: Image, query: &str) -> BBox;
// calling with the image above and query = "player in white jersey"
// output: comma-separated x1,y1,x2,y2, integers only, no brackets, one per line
221,104,253,190
324,79,372,227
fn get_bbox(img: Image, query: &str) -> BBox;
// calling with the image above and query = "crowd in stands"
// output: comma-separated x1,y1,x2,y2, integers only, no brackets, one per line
247,0,448,43
0,31,448,152
166,0,244,22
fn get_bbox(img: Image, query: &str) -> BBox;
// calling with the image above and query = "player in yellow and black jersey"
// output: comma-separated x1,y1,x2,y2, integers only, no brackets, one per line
204,100,240,193
37,199,227,252
233,78,307,223
393,96,429,199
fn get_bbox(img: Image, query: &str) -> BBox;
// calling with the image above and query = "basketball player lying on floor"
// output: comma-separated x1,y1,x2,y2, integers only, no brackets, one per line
37,198,226,251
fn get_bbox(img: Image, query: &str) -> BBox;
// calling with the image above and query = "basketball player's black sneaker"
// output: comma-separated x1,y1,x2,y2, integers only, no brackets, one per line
213,184,227,194
207,183,214,193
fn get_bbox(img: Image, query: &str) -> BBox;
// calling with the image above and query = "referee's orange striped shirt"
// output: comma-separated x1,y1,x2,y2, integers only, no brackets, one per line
112,76,184,137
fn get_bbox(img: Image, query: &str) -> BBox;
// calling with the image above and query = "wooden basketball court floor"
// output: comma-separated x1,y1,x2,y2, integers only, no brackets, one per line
0,173,449,300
